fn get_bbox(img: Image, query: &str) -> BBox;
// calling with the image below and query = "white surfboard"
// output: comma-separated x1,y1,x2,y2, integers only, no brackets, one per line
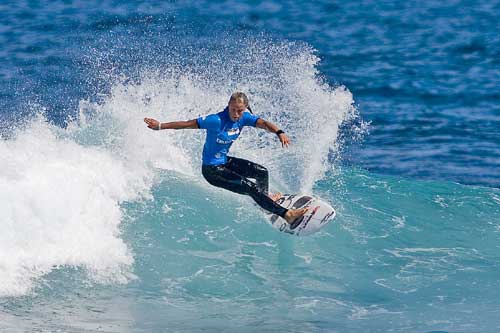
267,194,336,236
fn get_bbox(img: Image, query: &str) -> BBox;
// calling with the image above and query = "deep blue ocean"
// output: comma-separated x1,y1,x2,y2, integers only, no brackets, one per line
1,1,499,332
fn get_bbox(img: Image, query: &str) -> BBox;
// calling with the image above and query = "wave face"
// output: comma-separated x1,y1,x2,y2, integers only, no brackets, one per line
2,144,499,331
1,1,500,332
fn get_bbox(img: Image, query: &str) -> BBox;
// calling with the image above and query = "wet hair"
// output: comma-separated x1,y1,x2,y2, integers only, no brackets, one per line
229,91,253,113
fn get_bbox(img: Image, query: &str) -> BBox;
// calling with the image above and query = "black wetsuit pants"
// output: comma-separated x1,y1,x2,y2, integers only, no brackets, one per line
202,157,288,218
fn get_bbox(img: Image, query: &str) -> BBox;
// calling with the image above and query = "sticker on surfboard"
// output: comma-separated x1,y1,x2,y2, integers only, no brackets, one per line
267,194,336,236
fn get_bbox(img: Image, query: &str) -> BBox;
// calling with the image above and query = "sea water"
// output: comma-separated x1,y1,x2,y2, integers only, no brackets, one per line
1,1,499,332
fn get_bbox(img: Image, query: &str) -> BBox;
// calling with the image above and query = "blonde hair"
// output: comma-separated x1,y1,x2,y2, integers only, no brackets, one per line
229,92,249,106
229,91,253,113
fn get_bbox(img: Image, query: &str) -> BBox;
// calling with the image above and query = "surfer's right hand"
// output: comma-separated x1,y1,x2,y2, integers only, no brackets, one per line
144,118,161,130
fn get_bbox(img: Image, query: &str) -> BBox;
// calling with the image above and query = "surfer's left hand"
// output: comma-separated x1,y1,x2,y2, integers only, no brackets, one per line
278,133,290,148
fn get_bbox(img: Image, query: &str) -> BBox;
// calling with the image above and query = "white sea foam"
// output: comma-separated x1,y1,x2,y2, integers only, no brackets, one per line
0,119,149,296
0,75,206,296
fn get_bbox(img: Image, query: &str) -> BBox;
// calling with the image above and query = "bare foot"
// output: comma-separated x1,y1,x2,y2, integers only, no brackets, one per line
269,192,282,202
284,207,309,225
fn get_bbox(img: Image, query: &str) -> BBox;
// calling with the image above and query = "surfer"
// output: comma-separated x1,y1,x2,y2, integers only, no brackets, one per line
144,92,308,226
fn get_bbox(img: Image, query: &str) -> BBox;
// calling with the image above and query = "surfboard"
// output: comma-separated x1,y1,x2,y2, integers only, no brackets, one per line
267,194,336,236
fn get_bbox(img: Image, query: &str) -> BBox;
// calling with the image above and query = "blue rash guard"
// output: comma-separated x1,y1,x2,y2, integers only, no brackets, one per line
196,107,260,166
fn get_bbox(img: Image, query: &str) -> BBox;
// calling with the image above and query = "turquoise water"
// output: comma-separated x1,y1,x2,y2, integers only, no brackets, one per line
1,1,500,332
2,167,499,331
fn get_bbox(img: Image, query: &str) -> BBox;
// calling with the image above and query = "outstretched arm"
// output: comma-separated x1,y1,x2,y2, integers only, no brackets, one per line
255,118,290,147
144,118,199,130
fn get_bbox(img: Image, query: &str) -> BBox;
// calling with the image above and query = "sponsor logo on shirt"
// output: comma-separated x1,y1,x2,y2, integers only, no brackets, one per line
216,138,233,144
227,128,240,136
